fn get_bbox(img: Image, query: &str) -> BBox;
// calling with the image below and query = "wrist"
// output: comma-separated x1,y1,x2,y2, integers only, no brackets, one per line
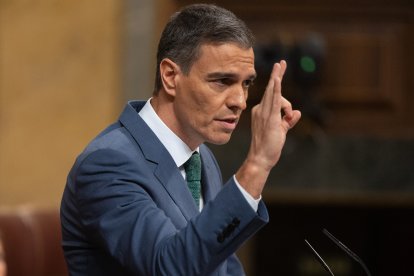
235,158,271,199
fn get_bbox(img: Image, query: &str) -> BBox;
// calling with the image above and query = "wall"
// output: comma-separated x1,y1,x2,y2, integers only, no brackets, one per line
0,0,122,207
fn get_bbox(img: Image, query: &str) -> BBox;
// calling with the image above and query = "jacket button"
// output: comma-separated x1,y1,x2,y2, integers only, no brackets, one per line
232,218,240,226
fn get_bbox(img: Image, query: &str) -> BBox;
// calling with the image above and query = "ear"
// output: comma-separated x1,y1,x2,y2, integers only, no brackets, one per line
160,58,180,97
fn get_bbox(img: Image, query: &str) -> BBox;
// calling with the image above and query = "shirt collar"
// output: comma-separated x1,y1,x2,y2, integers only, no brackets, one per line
138,99,198,167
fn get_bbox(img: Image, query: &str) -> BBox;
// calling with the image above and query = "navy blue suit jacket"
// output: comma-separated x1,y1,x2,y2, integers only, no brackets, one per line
60,101,269,275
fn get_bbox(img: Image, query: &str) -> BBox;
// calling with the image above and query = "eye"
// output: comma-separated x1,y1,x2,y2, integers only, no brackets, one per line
243,79,254,89
212,78,233,87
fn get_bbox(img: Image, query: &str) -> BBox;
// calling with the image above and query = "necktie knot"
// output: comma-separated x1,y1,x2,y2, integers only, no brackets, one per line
184,152,201,207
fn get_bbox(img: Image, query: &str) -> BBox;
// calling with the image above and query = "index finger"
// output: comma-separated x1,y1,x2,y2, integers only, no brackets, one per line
271,60,287,112
260,61,287,113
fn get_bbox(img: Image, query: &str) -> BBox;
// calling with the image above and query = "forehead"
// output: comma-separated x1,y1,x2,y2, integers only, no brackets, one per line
191,43,256,77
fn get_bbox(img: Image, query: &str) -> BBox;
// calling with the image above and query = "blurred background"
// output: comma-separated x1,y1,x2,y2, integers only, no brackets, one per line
0,0,413,275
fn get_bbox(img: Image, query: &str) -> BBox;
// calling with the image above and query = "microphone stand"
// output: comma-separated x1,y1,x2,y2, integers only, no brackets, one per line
305,229,372,276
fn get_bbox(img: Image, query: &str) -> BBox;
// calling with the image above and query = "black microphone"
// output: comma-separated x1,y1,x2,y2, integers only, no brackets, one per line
305,229,372,276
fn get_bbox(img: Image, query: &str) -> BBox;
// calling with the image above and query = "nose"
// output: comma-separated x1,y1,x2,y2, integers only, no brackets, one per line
227,86,247,112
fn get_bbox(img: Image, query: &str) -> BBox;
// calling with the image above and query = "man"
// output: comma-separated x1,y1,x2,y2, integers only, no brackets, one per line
60,4,301,275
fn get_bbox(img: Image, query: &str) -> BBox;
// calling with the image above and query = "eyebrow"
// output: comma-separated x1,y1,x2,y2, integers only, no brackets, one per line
206,72,257,81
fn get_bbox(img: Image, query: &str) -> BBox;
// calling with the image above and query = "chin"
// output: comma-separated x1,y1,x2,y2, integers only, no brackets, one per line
206,135,232,145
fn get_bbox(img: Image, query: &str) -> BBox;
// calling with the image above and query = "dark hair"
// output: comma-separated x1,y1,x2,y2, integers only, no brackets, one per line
154,4,255,94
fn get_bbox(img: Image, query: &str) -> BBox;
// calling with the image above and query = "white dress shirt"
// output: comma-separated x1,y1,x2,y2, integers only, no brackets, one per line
138,99,259,212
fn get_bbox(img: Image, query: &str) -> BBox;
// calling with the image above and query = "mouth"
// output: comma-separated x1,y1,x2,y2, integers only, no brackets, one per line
215,117,239,131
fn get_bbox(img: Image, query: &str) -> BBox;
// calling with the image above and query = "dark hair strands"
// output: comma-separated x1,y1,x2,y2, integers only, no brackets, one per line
153,4,255,93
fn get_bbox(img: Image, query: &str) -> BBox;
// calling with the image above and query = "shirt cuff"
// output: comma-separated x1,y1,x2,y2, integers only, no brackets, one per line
233,175,261,212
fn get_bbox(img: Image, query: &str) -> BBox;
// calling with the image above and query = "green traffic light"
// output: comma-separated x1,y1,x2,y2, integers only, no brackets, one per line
300,56,316,73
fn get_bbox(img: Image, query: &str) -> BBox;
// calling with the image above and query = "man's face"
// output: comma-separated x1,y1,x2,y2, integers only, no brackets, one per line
172,43,256,149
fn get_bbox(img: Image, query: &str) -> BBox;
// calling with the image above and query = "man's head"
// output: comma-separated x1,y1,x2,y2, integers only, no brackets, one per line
152,4,256,149
154,4,255,94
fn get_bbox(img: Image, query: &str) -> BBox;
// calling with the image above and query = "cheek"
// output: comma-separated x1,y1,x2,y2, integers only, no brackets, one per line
183,92,218,118
177,81,225,124
193,98,213,115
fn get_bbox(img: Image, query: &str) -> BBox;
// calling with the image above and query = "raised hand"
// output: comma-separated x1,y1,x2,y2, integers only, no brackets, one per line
236,60,301,199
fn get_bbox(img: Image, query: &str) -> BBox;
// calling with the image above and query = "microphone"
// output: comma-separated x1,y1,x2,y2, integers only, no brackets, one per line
304,239,335,276
305,229,372,276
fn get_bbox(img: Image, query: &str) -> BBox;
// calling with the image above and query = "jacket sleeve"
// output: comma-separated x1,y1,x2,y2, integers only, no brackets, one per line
72,148,269,275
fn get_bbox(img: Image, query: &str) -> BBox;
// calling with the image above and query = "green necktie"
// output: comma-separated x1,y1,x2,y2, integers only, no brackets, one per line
184,152,201,207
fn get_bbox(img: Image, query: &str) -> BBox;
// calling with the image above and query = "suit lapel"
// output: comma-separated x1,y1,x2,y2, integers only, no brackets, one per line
200,145,222,204
153,160,199,219
201,155,215,203
119,101,199,221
